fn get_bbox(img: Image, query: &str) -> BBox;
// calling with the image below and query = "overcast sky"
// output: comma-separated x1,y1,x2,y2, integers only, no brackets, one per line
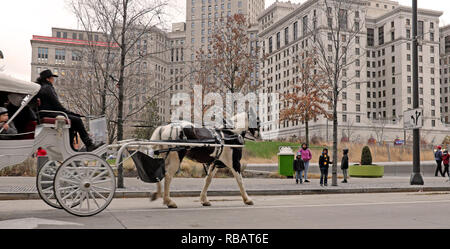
1,0,449,81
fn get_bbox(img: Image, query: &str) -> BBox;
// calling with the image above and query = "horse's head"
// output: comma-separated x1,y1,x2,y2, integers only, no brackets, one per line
227,108,261,141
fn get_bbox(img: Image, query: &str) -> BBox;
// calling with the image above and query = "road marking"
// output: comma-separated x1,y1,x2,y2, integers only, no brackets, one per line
113,199,450,213
0,218,83,229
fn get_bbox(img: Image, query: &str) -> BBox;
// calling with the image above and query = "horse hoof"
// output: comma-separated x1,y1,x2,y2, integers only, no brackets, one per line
245,199,254,206
202,201,212,207
150,193,159,202
167,201,178,208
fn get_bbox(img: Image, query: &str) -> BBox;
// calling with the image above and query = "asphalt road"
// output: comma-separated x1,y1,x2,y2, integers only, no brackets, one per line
1,192,450,229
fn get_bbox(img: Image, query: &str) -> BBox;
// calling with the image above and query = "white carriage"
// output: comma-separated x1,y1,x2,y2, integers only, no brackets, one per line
0,73,245,217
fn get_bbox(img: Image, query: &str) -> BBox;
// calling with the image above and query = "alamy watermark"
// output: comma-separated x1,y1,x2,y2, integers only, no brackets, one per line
170,85,280,139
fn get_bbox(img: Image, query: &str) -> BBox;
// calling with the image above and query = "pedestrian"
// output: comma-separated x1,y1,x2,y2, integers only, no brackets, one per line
442,149,449,177
293,152,305,184
318,148,333,187
36,147,47,157
299,143,312,183
0,107,18,139
434,146,444,177
341,148,349,183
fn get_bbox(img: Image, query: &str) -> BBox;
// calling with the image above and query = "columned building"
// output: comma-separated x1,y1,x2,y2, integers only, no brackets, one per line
258,0,448,143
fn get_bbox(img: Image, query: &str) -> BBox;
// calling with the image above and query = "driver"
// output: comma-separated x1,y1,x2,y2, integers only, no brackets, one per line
0,107,17,139
35,70,102,152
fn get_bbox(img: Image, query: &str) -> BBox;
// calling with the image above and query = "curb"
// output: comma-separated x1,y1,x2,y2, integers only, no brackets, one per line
1,187,450,201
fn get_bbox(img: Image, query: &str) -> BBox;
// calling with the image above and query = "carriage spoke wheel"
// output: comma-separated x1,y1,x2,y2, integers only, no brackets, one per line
54,154,116,217
37,161,62,209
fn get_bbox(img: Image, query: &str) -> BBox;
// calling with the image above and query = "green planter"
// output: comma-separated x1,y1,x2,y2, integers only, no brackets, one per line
349,165,384,178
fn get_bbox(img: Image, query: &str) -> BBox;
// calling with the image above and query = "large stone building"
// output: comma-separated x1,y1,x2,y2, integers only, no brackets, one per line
30,27,171,138
440,25,450,124
30,0,450,143
30,1,267,140
258,0,449,143
185,0,265,83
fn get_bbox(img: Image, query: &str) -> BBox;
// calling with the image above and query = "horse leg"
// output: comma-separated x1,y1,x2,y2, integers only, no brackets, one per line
200,166,218,206
150,182,162,202
228,167,254,205
163,153,180,208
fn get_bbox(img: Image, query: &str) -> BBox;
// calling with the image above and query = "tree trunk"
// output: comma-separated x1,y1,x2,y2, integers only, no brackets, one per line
117,1,128,189
305,120,309,145
332,89,338,186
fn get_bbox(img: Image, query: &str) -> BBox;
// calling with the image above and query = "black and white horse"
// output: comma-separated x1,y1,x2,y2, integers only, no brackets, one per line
149,112,260,208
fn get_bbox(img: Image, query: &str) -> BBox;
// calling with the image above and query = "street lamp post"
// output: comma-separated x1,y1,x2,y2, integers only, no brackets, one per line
410,0,424,185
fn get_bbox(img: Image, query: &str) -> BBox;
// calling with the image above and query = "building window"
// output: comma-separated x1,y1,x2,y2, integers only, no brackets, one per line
72,51,82,62
37,47,49,62
367,28,374,47
55,49,66,64
284,27,289,45
378,25,384,45
338,9,347,29
303,15,308,35
293,21,298,40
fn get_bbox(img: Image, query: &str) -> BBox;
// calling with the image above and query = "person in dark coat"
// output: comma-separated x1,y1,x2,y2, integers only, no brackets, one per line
293,152,305,184
442,150,450,177
434,146,444,177
318,148,333,187
341,148,349,183
36,70,100,152
6,93,37,133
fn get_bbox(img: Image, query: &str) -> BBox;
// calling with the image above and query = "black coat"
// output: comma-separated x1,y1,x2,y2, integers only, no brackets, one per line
293,158,305,171
36,81,77,117
341,155,349,170
319,154,332,169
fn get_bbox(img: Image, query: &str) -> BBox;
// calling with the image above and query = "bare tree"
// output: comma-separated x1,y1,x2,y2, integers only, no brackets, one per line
373,118,388,145
69,0,187,188
304,0,367,186
280,49,331,145
346,118,356,142
69,0,172,142
132,100,161,139
195,14,259,121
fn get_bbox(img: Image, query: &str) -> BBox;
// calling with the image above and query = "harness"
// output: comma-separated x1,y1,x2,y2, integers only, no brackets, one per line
156,124,243,176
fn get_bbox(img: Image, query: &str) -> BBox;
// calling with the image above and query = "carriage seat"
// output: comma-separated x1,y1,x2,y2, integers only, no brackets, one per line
182,127,215,141
21,121,37,140
40,117,70,125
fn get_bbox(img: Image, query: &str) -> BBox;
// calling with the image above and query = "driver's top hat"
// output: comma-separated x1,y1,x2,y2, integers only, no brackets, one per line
40,69,58,79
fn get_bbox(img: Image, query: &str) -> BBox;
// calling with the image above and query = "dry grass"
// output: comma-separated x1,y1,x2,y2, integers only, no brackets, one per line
0,158,37,177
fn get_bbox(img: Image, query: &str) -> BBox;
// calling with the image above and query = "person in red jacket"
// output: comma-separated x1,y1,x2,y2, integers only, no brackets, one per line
36,147,47,157
442,150,450,177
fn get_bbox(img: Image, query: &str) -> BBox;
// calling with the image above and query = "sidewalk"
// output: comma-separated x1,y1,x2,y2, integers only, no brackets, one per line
1,176,450,200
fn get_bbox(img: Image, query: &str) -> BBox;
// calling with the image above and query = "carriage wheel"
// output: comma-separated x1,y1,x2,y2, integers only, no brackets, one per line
36,161,62,209
54,154,116,217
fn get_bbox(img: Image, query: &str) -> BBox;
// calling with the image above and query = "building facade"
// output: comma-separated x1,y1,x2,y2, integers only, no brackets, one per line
31,27,171,138
258,0,449,143
185,0,265,83
440,25,450,124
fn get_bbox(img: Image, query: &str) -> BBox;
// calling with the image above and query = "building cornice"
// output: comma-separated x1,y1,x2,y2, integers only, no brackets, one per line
366,5,443,23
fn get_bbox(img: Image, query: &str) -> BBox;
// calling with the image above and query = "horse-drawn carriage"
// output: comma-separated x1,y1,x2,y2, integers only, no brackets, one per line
0,73,256,217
